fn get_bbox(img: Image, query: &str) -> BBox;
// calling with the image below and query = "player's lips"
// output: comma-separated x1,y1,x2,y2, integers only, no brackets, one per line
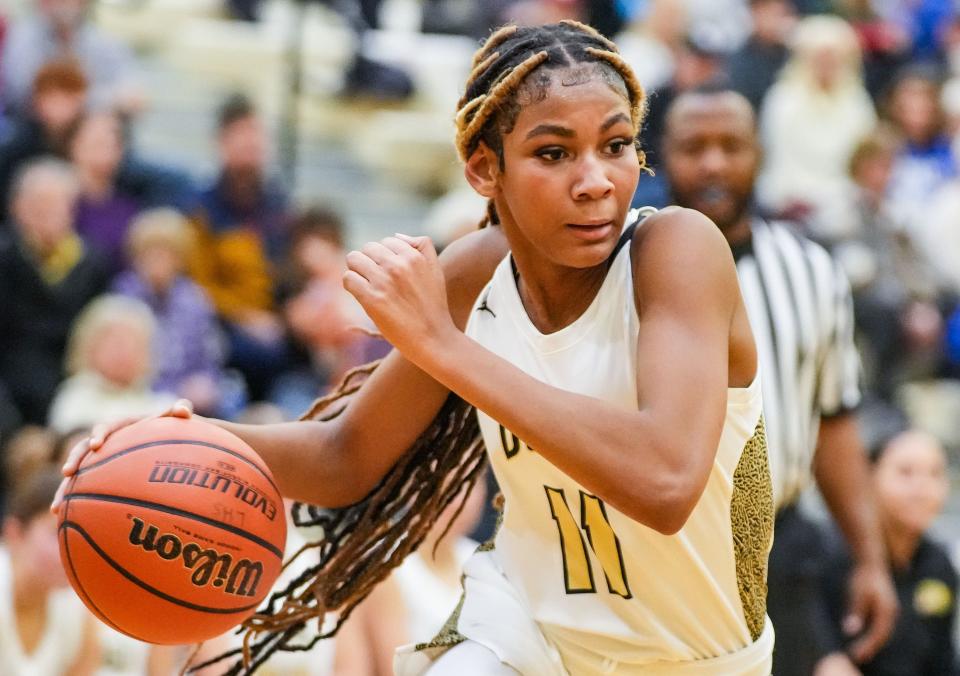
566,220,615,241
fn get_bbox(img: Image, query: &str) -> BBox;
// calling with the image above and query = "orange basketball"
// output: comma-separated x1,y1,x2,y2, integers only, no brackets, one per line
57,416,287,644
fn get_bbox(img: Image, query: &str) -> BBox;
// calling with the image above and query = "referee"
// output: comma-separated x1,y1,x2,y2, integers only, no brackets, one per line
662,87,898,676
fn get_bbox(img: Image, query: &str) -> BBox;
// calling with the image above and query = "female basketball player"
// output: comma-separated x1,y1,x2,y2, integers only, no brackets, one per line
57,21,773,675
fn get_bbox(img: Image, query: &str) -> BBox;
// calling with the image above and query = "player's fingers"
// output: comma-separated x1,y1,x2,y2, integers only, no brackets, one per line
394,233,438,261
379,236,412,257
61,436,92,476
165,399,194,419
345,250,386,283
342,269,372,301
90,416,142,450
50,477,70,514
360,241,397,265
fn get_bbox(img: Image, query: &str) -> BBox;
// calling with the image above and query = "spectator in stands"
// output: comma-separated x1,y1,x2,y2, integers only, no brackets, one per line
725,0,797,112
0,158,109,427
819,429,958,676
273,207,387,418
0,468,101,674
0,60,88,225
834,0,912,98
616,0,687,93
68,110,142,271
47,294,175,433
758,14,877,240
189,94,291,401
632,32,726,208
837,129,948,400
113,209,243,419
883,65,957,234
0,0,143,115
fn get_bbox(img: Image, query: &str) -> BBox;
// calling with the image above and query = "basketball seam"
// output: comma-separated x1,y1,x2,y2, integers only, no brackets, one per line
59,520,264,615
59,481,130,637
62,492,285,559
76,438,281,496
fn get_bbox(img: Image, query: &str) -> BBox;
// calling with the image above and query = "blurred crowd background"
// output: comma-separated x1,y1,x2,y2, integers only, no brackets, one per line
1,0,960,674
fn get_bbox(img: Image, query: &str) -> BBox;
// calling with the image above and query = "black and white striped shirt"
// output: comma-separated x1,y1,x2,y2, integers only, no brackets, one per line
734,218,861,509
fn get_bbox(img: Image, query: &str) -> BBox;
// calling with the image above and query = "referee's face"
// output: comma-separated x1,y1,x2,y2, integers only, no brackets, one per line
662,92,759,234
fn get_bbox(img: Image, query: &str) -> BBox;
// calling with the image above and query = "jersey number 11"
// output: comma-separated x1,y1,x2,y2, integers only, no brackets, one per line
544,487,632,599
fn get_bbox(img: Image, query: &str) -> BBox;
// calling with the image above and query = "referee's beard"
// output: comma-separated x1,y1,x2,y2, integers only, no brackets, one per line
668,185,754,244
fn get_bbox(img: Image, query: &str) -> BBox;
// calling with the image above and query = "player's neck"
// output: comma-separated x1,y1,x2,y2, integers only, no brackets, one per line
510,252,608,335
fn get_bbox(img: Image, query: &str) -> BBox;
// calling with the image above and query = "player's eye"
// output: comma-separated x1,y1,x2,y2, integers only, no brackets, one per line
607,138,632,155
535,146,567,162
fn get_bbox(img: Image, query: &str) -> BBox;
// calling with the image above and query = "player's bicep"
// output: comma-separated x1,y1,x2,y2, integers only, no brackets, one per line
632,210,738,476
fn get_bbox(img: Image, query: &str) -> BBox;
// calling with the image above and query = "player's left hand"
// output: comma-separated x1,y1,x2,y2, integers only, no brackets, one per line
844,562,898,663
343,234,454,359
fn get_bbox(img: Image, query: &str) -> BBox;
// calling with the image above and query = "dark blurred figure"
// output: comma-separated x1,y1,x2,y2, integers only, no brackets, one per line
834,0,912,99
632,32,726,208
725,0,796,112
0,159,109,426
821,430,958,676
0,60,87,225
1,0,143,116
67,109,142,271
834,129,949,401
882,65,956,232
188,94,291,401
662,87,897,676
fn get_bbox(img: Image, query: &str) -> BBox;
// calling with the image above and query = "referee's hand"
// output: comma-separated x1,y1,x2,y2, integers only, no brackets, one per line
845,562,898,663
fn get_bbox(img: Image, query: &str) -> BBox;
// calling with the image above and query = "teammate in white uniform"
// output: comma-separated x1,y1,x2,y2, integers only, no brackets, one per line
4,469,99,676
59,21,773,675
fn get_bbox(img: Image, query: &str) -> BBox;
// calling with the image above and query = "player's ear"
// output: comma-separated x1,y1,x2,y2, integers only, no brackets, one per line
464,141,499,198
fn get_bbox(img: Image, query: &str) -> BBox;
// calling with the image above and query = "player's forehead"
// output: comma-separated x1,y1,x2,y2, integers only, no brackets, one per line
508,65,633,135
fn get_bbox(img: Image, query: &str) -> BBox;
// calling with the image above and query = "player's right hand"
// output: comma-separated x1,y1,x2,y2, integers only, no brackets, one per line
50,399,194,514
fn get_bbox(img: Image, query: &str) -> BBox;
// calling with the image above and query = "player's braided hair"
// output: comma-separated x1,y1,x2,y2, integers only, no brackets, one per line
186,21,646,675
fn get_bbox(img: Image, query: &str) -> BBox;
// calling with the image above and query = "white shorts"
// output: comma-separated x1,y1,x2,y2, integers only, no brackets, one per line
395,550,774,676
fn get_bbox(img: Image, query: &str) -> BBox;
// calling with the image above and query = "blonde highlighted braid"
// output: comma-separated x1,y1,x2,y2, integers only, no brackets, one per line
186,22,645,675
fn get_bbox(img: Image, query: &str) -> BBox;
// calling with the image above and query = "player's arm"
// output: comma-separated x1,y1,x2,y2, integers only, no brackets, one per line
57,227,508,510
347,208,748,534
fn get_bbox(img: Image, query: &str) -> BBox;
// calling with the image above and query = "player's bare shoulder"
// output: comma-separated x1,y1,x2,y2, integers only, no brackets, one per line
630,206,739,310
438,226,509,328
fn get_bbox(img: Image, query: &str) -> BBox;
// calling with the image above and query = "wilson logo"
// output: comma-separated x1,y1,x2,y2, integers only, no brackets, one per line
128,518,264,597
148,465,278,521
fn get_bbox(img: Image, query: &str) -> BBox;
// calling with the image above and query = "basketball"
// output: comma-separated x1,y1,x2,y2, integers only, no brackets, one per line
56,416,287,645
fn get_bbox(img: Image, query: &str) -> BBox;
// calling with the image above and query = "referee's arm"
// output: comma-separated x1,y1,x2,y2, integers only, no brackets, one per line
812,263,897,665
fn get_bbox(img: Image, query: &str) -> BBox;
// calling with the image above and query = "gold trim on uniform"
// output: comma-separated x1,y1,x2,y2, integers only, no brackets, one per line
730,416,774,641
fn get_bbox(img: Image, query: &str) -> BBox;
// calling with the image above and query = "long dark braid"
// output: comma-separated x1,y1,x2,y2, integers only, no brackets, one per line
186,21,648,674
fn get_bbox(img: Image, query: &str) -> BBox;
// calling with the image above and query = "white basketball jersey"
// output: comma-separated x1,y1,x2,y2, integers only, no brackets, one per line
462,223,774,674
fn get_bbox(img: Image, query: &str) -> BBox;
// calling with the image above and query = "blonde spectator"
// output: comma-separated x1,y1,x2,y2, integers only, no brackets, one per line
758,15,877,240
112,209,241,418
0,468,101,675
47,295,175,433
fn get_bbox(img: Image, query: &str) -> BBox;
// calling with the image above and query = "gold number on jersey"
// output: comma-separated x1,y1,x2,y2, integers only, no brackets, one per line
544,487,632,598
499,424,521,459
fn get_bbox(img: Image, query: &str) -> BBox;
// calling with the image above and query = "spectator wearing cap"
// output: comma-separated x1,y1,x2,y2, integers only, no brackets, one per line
0,60,87,226
0,0,142,116
188,94,291,401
